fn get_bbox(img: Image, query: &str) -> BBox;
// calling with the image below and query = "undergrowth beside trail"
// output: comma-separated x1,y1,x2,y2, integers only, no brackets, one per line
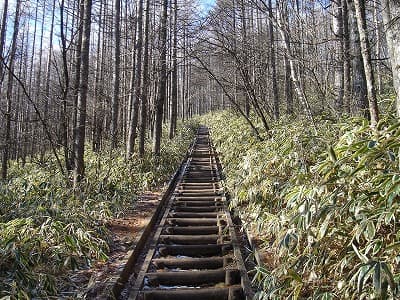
201,110,400,299
0,121,198,298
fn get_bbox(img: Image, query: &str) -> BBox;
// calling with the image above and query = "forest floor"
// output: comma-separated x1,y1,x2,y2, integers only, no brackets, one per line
61,191,161,299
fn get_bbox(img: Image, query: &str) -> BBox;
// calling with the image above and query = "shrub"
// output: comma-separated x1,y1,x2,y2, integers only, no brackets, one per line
202,110,400,299
0,120,198,298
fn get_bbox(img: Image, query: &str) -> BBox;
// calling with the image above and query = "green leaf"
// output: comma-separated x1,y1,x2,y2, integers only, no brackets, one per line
352,243,368,263
328,146,337,162
364,221,376,241
380,262,395,291
367,140,377,148
287,269,303,283
318,213,331,239
357,263,375,293
373,262,382,295
385,241,400,252
387,151,396,162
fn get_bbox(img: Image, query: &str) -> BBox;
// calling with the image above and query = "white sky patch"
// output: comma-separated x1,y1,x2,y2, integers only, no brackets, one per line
198,0,215,15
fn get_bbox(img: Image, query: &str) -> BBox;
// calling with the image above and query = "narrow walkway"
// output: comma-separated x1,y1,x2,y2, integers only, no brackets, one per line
126,126,252,300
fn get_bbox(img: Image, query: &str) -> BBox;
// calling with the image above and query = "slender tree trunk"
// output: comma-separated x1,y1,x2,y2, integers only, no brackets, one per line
232,0,238,115
74,0,92,186
111,0,121,148
169,0,178,139
127,0,144,158
348,0,368,117
36,3,46,160
45,0,55,116
284,53,293,115
333,0,344,115
240,0,250,116
139,0,151,157
373,0,382,93
28,5,38,95
181,25,187,120
126,18,138,143
353,0,379,126
92,0,103,152
60,0,72,172
2,0,21,180
343,0,351,114
0,0,8,84
382,0,400,116
153,0,168,156
268,0,279,120
277,1,316,130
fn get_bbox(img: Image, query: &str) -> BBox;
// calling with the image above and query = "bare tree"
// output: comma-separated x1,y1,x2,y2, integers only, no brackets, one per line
353,0,379,126
111,0,121,148
74,0,92,185
0,0,8,85
139,0,151,157
382,0,400,116
169,0,178,139
127,0,144,158
153,0,168,156
268,0,279,120
332,0,344,114
2,0,21,180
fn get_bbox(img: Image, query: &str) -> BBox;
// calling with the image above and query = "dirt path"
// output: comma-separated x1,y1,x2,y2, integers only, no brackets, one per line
61,191,161,299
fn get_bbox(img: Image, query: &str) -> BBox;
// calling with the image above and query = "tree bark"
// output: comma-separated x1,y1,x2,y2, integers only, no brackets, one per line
60,0,72,172
70,0,85,170
332,0,344,115
268,0,279,120
353,0,379,126
0,0,8,84
1,0,21,180
284,53,293,115
139,0,151,157
111,0,121,148
373,0,382,93
343,0,351,114
153,0,168,156
348,0,368,117
127,0,144,158
277,1,316,130
382,0,400,116
169,0,178,139
92,0,103,152
73,0,92,186
240,0,250,116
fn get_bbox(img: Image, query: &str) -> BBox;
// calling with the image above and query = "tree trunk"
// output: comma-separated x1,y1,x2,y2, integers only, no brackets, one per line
353,0,379,126
332,0,344,115
60,0,72,172
127,0,144,158
139,0,151,157
343,0,351,114
277,1,316,129
268,0,279,120
373,0,382,93
92,0,103,152
348,0,368,117
111,0,120,148
153,0,168,156
2,0,21,180
382,0,400,116
240,0,250,116
70,0,84,170
284,53,293,115
0,0,8,84
169,0,178,139
73,0,92,186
